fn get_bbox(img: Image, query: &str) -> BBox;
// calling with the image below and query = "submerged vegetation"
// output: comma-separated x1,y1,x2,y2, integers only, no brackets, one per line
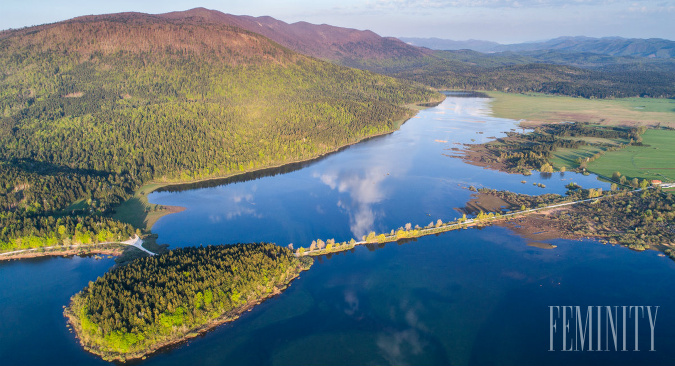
65,243,312,361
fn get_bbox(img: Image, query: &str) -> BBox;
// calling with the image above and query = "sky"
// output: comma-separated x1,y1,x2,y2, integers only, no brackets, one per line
2,0,673,43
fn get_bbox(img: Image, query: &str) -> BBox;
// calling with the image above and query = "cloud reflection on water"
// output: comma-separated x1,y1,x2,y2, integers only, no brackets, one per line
377,300,428,366
209,185,263,221
315,165,389,239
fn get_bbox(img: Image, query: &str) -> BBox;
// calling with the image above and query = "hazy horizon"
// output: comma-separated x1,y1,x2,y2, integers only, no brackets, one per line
2,1,673,44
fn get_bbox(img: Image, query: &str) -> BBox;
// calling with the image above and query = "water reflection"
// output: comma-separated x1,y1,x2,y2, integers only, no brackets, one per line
224,186,260,220
315,167,389,239
149,94,610,248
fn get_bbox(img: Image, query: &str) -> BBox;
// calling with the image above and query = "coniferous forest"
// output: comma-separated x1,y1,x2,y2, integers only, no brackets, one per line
0,14,442,251
65,243,313,361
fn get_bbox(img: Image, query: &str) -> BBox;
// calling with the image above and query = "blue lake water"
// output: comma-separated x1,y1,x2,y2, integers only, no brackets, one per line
1,94,672,365
149,95,608,247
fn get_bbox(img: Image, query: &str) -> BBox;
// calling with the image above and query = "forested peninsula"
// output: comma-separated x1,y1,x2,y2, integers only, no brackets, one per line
0,12,442,254
65,243,312,361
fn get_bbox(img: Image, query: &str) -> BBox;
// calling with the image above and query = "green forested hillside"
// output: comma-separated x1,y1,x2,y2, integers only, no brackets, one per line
381,55,675,99
0,14,441,251
335,47,675,98
65,243,312,360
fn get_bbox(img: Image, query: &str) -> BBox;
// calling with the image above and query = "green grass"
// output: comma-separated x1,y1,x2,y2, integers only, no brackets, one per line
62,199,87,213
551,145,606,170
550,136,628,170
485,91,675,127
112,183,177,232
587,129,675,183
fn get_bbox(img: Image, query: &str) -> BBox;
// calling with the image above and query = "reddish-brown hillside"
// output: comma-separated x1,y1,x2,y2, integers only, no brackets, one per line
0,11,297,65
158,8,431,62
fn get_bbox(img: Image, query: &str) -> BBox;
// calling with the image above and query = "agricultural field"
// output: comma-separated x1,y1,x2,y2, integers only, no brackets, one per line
549,136,628,170
486,91,675,127
587,129,675,183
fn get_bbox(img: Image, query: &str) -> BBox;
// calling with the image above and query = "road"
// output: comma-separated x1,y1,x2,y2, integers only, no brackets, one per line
297,187,648,257
0,235,155,257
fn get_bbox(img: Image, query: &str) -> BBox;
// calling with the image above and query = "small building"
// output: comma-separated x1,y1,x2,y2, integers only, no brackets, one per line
651,180,662,186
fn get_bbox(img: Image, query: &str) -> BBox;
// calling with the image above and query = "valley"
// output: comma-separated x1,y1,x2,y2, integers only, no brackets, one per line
0,6,674,366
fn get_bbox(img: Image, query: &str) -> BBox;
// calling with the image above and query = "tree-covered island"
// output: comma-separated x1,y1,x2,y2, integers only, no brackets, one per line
64,243,312,361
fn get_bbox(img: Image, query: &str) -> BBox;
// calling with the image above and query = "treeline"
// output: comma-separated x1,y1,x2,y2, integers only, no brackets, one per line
65,243,313,361
0,161,138,250
0,215,135,252
348,51,675,99
397,63,675,99
479,187,675,253
0,18,441,251
543,188,674,251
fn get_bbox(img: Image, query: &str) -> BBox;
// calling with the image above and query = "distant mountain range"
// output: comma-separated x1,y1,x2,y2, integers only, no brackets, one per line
400,36,675,58
399,38,501,53
2,7,672,101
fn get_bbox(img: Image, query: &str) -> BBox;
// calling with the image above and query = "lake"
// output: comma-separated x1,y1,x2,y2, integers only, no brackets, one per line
148,93,607,247
1,93,673,365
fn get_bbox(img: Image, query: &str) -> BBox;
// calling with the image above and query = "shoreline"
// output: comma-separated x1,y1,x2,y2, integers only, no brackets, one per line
0,244,126,262
296,187,673,258
125,98,445,230
64,270,305,362
0,97,444,263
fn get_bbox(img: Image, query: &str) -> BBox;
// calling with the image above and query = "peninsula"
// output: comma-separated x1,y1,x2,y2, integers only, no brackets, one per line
64,243,313,361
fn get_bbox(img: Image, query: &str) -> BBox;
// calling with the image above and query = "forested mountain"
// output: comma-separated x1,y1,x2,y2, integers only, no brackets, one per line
395,36,675,96
400,37,501,53
156,9,673,98
400,36,675,58
64,8,672,99
496,36,675,58
0,11,440,251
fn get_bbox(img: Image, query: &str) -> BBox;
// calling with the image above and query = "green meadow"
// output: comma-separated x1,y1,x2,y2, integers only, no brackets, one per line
486,91,675,127
483,92,674,183
587,129,675,183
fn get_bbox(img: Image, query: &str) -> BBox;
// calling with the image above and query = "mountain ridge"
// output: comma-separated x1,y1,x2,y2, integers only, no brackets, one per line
400,36,675,58
159,8,432,63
